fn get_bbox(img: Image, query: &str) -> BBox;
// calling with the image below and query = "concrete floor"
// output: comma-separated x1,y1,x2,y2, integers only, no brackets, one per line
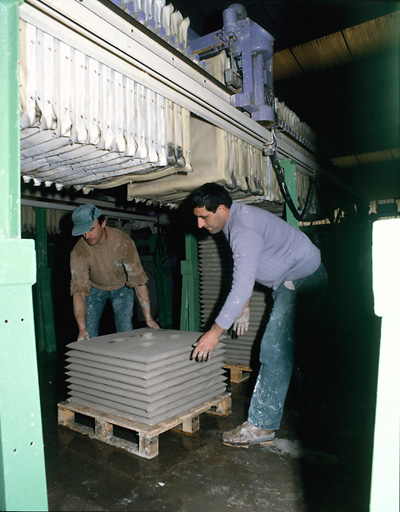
38,318,379,512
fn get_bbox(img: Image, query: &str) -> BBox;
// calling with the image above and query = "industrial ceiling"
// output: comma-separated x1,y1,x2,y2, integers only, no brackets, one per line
171,0,400,202
19,0,399,219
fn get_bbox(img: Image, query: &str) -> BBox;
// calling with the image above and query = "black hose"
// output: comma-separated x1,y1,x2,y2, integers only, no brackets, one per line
270,152,315,222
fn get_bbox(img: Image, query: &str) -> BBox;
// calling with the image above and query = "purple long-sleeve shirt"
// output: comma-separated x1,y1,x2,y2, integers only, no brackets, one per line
215,203,321,330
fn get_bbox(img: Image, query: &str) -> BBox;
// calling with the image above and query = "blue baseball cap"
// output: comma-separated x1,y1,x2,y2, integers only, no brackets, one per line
71,204,102,236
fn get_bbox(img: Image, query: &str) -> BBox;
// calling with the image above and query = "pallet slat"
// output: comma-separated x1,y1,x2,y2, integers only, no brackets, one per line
224,364,252,383
58,393,231,459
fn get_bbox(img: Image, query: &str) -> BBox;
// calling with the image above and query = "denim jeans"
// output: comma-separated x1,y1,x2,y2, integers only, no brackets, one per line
85,286,134,338
247,263,328,430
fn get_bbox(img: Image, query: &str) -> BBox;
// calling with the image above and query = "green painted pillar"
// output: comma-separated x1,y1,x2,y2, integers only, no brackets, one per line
153,263,173,328
135,234,173,328
150,233,173,328
34,208,57,353
180,232,200,331
280,159,298,228
0,0,48,510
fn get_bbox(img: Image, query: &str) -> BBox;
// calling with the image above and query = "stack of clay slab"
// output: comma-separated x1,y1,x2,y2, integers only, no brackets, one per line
198,233,272,368
65,328,226,426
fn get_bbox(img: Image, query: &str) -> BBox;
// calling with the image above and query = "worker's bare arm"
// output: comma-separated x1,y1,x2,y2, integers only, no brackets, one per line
72,292,89,340
134,284,160,329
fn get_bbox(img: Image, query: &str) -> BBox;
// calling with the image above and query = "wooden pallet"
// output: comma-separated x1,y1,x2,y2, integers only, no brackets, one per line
57,393,231,460
224,364,252,383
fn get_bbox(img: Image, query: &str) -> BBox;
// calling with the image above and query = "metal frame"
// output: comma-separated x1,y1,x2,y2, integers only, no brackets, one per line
19,0,363,202
19,0,273,151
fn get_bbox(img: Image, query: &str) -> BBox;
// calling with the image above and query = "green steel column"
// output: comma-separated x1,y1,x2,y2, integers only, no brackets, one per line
34,208,57,353
150,233,173,328
154,263,173,328
180,232,200,331
0,0,20,240
135,234,173,328
280,159,298,228
0,0,48,510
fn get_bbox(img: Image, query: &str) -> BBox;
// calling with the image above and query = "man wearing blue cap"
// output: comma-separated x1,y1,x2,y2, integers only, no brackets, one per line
70,204,159,340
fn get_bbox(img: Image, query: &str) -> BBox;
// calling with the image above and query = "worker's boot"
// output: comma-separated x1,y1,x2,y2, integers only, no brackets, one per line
221,421,275,447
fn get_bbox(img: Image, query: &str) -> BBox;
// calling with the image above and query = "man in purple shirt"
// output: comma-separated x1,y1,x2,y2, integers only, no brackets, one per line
190,182,327,447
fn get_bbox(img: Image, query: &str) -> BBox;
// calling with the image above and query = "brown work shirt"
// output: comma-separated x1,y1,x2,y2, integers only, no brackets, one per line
70,226,148,295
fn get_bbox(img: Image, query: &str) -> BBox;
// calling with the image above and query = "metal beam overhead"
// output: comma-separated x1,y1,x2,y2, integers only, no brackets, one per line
20,0,273,150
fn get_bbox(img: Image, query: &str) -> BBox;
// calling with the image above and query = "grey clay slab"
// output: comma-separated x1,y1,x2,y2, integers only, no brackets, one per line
66,347,192,372
68,387,227,426
66,352,225,385
66,328,205,364
66,362,225,395
68,378,226,412
68,383,227,425
66,342,225,372
68,380,225,415
67,373,226,408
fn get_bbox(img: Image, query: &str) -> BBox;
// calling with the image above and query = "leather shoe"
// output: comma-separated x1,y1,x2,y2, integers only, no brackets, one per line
221,421,275,447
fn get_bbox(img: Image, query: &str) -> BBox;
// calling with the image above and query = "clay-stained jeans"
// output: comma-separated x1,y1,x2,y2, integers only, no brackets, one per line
85,285,134,338
248,263,328,430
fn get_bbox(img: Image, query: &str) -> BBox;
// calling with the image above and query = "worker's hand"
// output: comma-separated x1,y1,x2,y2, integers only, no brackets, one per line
232,307,250,336
192,324,223,361
145,316,160,330
77,328,89,341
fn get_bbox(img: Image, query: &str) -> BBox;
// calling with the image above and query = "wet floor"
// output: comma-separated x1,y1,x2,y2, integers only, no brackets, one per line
38,317,380,512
